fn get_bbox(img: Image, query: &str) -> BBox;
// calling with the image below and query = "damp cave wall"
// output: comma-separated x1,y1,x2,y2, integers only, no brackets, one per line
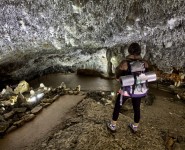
0,0,185,83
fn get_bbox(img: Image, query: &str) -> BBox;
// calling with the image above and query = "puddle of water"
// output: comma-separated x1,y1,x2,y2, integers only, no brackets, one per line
29,73,119,92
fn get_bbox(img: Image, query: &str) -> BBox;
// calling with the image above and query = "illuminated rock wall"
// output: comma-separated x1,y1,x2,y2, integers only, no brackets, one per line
0,0,185,81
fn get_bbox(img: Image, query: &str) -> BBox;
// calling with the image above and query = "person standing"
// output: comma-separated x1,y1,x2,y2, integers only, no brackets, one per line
107,43,149,133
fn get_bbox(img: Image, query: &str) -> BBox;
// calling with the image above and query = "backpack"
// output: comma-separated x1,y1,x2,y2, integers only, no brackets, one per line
119,59,156,98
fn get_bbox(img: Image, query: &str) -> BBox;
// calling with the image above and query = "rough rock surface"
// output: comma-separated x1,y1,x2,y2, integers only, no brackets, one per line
0,0,185,82
23,89,185,150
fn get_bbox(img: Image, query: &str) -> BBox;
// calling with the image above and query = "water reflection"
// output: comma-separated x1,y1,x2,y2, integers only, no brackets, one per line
29,73,119,92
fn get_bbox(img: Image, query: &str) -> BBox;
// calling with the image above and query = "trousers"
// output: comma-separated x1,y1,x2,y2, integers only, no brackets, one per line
112,93,141,123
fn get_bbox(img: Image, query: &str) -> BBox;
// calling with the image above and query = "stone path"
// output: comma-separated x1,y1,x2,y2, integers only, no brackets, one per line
0,95,85,150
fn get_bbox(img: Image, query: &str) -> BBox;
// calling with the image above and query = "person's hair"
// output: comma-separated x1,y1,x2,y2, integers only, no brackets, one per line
128,43,141,55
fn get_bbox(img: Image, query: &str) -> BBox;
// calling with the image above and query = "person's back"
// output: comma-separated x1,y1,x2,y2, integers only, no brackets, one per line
107,43,150,133
115,54,149,79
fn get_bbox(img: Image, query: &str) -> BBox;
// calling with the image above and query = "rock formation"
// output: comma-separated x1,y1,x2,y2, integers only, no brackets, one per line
0,0,185,82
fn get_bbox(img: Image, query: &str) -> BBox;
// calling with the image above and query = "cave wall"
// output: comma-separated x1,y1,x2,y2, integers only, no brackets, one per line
0,0,185,81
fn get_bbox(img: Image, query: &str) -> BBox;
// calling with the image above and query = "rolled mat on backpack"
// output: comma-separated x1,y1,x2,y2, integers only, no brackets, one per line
119,71,157,86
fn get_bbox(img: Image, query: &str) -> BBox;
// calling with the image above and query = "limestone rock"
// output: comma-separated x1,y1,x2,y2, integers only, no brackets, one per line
41,98,54,104
0,122,9,133
6,125,17,133
14,81,30,94
73,91,79,95
4,111,15,119
76,85,81,92
0,107,5,114
9,95,18,105
0,86,15,99
22,114,36,122
68,91,74,95
0,101,11,106
40,103,51,108
13,107,27,113
52,95,60,101
31,106,43,114
60,82,67,89
0,115,5,122
13,119,25,127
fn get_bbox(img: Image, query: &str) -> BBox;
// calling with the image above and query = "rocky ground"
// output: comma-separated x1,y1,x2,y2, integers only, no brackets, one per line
25,85,185,150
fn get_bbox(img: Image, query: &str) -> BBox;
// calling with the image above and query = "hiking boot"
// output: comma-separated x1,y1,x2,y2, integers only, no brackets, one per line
129,123,138,133
107,122,116,132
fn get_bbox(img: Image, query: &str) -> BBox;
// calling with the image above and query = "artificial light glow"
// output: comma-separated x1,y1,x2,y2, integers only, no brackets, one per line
27,96,37,103
40,83,45,88
30,90,35,96
37,93,44,99
27,93,44,103
111,92,115,96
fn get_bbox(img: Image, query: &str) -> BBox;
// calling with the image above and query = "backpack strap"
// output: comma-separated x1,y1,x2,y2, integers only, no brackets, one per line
126,59,132,74
132,74,137,94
